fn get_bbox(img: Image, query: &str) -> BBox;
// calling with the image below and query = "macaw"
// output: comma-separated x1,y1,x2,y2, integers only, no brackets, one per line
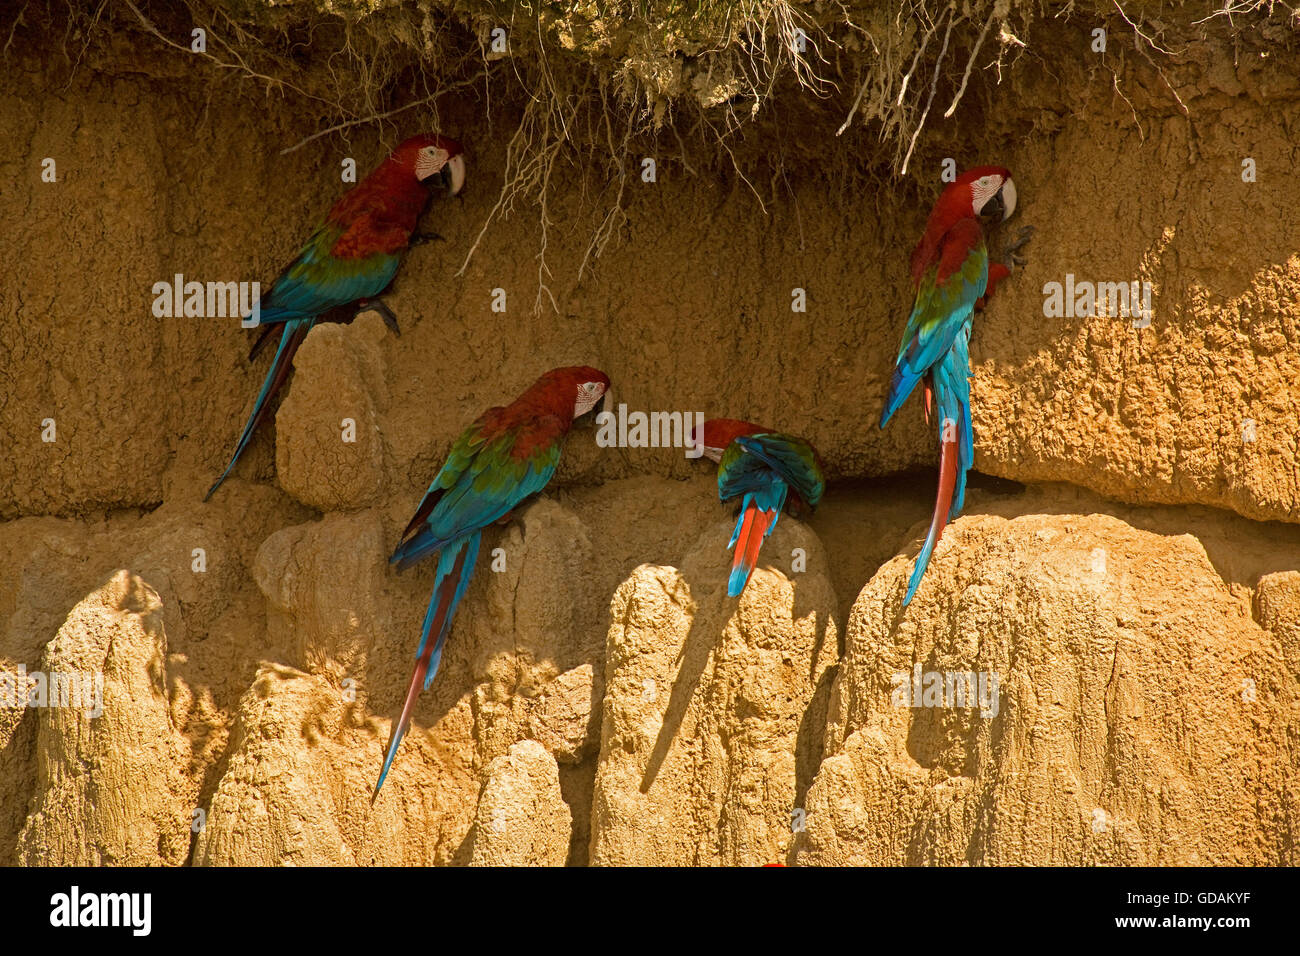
879,165,1025,606
373,365,610,799
204,133,467,501
692,418,825,597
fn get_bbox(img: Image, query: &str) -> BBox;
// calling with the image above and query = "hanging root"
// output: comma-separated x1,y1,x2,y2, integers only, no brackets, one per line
900,3,957,176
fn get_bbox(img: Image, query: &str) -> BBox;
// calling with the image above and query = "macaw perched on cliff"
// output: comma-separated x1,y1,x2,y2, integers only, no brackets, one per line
204,133,467,501
879,165,1027,606
373,365,610,799
693,418,825,597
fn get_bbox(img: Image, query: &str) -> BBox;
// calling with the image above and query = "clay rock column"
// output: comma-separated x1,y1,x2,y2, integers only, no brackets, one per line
468,740,572,866
797,513,1299,866
591,518,840,866
273,314,389,511
17,570,188,865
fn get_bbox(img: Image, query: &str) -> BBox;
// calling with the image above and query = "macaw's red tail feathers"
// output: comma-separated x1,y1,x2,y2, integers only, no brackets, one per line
372,532,481,801
371,612,437,804
727,501,775,597
902,432,959,607
205,319,312,502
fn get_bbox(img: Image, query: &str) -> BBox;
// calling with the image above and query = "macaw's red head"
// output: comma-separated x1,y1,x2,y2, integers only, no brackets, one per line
689,417,769,463
390,133,467,194
912,165,1015,283
525,365,611,422
940,165,1015,225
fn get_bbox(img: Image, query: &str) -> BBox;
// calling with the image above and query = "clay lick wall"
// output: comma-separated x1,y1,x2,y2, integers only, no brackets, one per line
0,1,1297,865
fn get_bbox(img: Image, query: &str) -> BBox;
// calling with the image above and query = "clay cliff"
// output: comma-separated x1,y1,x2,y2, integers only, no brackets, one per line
1,0,1297,865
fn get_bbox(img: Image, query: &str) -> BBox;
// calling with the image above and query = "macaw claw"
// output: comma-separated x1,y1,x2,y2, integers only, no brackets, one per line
410,231,445,245
357,298,401,336
1002,225,1035,271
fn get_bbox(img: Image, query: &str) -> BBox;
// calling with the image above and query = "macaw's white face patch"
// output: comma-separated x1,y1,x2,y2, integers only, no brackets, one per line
574,380,606,418
972,174,1014,220
703,445,725,463
415,146,450,181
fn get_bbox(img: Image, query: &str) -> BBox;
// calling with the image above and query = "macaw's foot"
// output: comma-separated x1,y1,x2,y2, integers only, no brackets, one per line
410,231,445,245
1002,225,1035,270
495,510,514,526
357,298,401,336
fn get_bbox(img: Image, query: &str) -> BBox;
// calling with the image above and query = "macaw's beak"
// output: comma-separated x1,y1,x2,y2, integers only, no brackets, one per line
982,177,1017,224
440,155,466,196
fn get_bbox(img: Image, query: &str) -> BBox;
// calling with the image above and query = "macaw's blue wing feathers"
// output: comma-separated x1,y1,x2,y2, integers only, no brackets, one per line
717,431,823,597
880,221,988,428
932,323,974,518
902,284,976,607
372,532,481,802
204,318,313,501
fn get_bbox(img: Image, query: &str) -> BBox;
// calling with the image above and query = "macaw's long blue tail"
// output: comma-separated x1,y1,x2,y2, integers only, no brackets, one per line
372,531,481,801
903,351,973,606
727,480,788,597
204,317,314,501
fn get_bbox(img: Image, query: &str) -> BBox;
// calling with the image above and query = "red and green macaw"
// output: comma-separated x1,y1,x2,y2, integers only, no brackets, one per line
693,418,825,597
373,365,610,799
879,166,1021,605
204,133,467,500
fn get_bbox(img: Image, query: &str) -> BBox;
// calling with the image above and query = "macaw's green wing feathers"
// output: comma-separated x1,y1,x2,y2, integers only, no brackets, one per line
727,433,825,507
719,433,824,508
396,411,500,544
880,219,988,427
390,414,566,571
255,224,403,325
